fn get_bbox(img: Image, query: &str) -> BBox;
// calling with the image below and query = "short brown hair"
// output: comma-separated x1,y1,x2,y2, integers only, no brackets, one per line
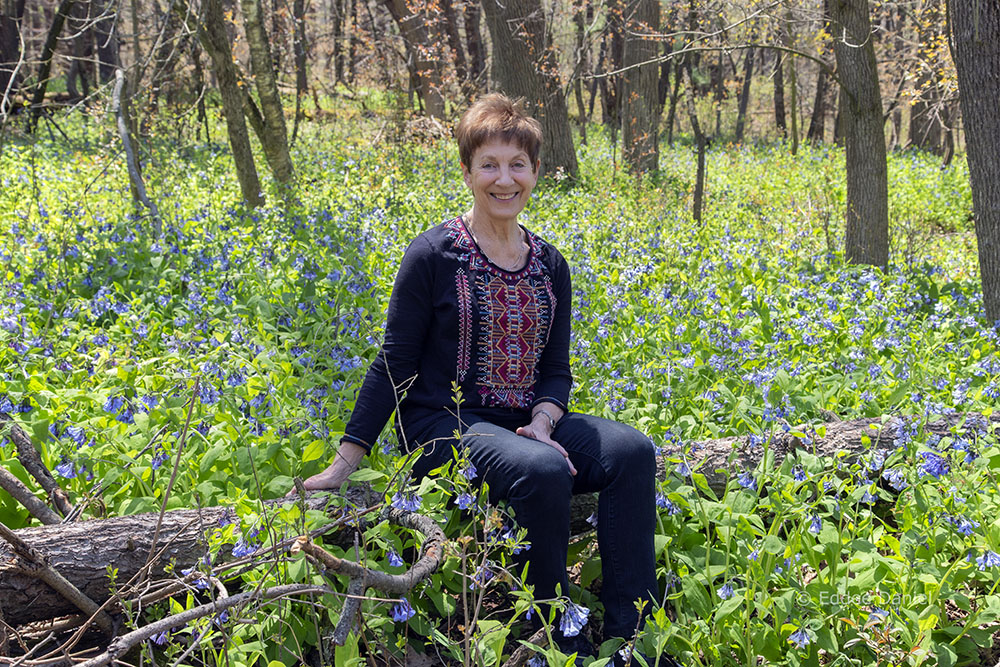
456,94,543,171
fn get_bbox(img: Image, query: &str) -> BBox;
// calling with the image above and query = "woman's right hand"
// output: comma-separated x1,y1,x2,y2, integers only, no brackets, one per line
287,440,367,495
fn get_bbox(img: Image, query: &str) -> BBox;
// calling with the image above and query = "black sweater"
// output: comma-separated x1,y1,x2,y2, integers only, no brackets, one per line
342,216,572,451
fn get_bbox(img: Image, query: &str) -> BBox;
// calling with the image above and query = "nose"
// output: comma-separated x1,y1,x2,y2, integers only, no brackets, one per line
496,165,514,185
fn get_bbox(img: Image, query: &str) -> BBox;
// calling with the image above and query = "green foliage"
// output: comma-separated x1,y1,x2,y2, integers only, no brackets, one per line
0,100,995,666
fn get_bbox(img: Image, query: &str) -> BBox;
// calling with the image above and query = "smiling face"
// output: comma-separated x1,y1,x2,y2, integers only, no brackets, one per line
462,140,539,227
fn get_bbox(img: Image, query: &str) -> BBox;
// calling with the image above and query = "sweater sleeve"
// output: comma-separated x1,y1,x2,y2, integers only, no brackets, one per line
530,248,573,412
342,236,435,451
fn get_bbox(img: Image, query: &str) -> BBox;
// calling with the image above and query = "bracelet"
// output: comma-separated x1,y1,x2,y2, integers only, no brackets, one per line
533,408,558,431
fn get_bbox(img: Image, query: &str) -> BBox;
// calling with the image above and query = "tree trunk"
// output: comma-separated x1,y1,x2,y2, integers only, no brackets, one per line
621,0,660,174
572,0,590,142
773,51,786,136
480,0,579,179
685,62,706,222
27,0,76,133
807,0,833,144
734,45,754,142
0,0,27,114
93,0,119,83
784,12,799,154
441,0,468,94
151,0,187,108
195,0,265,207
665,58,682,146
291,0,308,143
949,0,1000,323
910,0,945,153
241,0,295,189
830,0,888,269
465,0,486,86
713,45,723,136
2,489,374,627
382,0,446,119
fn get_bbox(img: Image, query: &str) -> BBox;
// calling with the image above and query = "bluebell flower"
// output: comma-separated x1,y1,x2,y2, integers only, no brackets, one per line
460,462,477,480
455,493,474,510
559,602,590,638
151,630,169,645
391,491,421,512
792,466,807,482
881,468,908,491
788,627,812,649
232,537,258,558
55,458,77,478
919,452,950,479
65,425,86,447
151,447,169,470
717,582,734,600
387,549,404,567
470,564,494,589
391,597,415,622
103,395,124,414
738,472,757,492
861,488,877,504
976,550,1000,570
0,395,14,413
675,462,691,477
586,512,598,528
808,515,822,535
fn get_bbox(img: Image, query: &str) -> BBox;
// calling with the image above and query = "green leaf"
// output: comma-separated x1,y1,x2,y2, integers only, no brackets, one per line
302,440,325,463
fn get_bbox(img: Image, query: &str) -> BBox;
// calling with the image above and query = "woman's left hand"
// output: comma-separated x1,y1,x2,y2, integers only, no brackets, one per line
516,420,577,476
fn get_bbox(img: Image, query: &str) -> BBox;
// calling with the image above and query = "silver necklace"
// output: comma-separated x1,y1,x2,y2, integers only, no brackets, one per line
465,216,527,271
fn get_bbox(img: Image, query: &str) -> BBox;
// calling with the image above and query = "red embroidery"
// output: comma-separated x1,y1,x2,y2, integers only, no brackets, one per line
445,217,556,409
456,269,472,381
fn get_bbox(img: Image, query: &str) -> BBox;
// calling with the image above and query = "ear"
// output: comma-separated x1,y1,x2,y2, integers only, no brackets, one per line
533,159,541,174
461,163,472,188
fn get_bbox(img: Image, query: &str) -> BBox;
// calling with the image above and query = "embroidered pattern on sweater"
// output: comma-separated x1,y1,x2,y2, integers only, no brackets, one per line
455,269,472,381
444,217,556,408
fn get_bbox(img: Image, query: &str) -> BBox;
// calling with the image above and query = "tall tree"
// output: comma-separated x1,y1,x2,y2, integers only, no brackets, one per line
621,0,660,174
734,44,754,142
0,0,27,116
27,0,76,133
242,0,295,189
481,0,579,179
830,0,888,269
949,0,1000,322
806,0,833,144
382,0,446,119
773,51,786,136
192,0,264,207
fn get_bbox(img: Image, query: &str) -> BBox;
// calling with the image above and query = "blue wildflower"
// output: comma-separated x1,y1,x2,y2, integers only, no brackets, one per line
460,462,478,480
808,515,822,535
151,630,169,645
919,452,950,479
103,395,124,414
717,582,734,600
455,493,474,510
55,458,77,478
738,471,757,492
391,597,415,622
151,447,169,470
976,550,1000,570
387,549,404,567
792,466,807,482
586,512,598,528
391,491,421,512
559,602,590,638
788,627,812,649
881,468,908,491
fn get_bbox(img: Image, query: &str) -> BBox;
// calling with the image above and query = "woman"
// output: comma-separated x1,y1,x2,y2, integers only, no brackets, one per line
298,94,658,659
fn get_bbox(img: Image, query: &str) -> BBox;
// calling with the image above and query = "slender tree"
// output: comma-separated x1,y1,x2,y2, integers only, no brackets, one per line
381,0,446,119
734,44,754,141
0,0,27,116
480,0,579,179
621,0,660,174
949,0,1000,322
242,0,295,188
830,0,888,269
27,0,76,133
191,0,264,207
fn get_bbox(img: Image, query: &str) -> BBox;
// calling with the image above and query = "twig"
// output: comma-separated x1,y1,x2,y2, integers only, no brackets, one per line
0,466,62,525
1,413,73,517
290,504,447,596
0,523,114,634
73,583,334,667
332,576,365,645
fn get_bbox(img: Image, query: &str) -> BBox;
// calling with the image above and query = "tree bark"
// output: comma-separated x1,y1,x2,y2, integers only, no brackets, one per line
441,0,468,93
464,0,486,86
480,0,579,179
195,0,265,208
382,0,447,119
910,0,945,153
734,45,754,142
27,0,76,133
598,0,624,131
93,0,119,83
241,0,295,189
949,0,1000,323
783,12,799,154
621,0,660,174
291,0,308,143
685,61,706,223
773,51,786,136
830,0,889,269
0,0,27,117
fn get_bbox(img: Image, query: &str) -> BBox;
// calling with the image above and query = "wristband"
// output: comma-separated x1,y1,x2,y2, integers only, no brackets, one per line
533,408,557,431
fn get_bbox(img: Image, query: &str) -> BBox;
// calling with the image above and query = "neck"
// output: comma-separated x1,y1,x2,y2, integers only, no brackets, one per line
466,207,521,244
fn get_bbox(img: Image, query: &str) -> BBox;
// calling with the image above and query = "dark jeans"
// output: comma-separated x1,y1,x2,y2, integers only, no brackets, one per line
409,410,658,639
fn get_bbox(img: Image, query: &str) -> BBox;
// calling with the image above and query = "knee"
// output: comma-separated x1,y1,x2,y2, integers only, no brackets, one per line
509,448,573,501
608,426,656,478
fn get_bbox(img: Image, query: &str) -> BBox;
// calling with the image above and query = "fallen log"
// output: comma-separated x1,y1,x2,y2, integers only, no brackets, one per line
2,489,372,627
4,412,997,626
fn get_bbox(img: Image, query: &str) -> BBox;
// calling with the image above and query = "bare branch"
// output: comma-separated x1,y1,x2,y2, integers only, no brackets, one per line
0,466,62,526
1,412,73,517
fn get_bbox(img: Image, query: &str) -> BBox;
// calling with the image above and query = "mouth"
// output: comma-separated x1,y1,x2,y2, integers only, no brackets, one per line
490,192,519,201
